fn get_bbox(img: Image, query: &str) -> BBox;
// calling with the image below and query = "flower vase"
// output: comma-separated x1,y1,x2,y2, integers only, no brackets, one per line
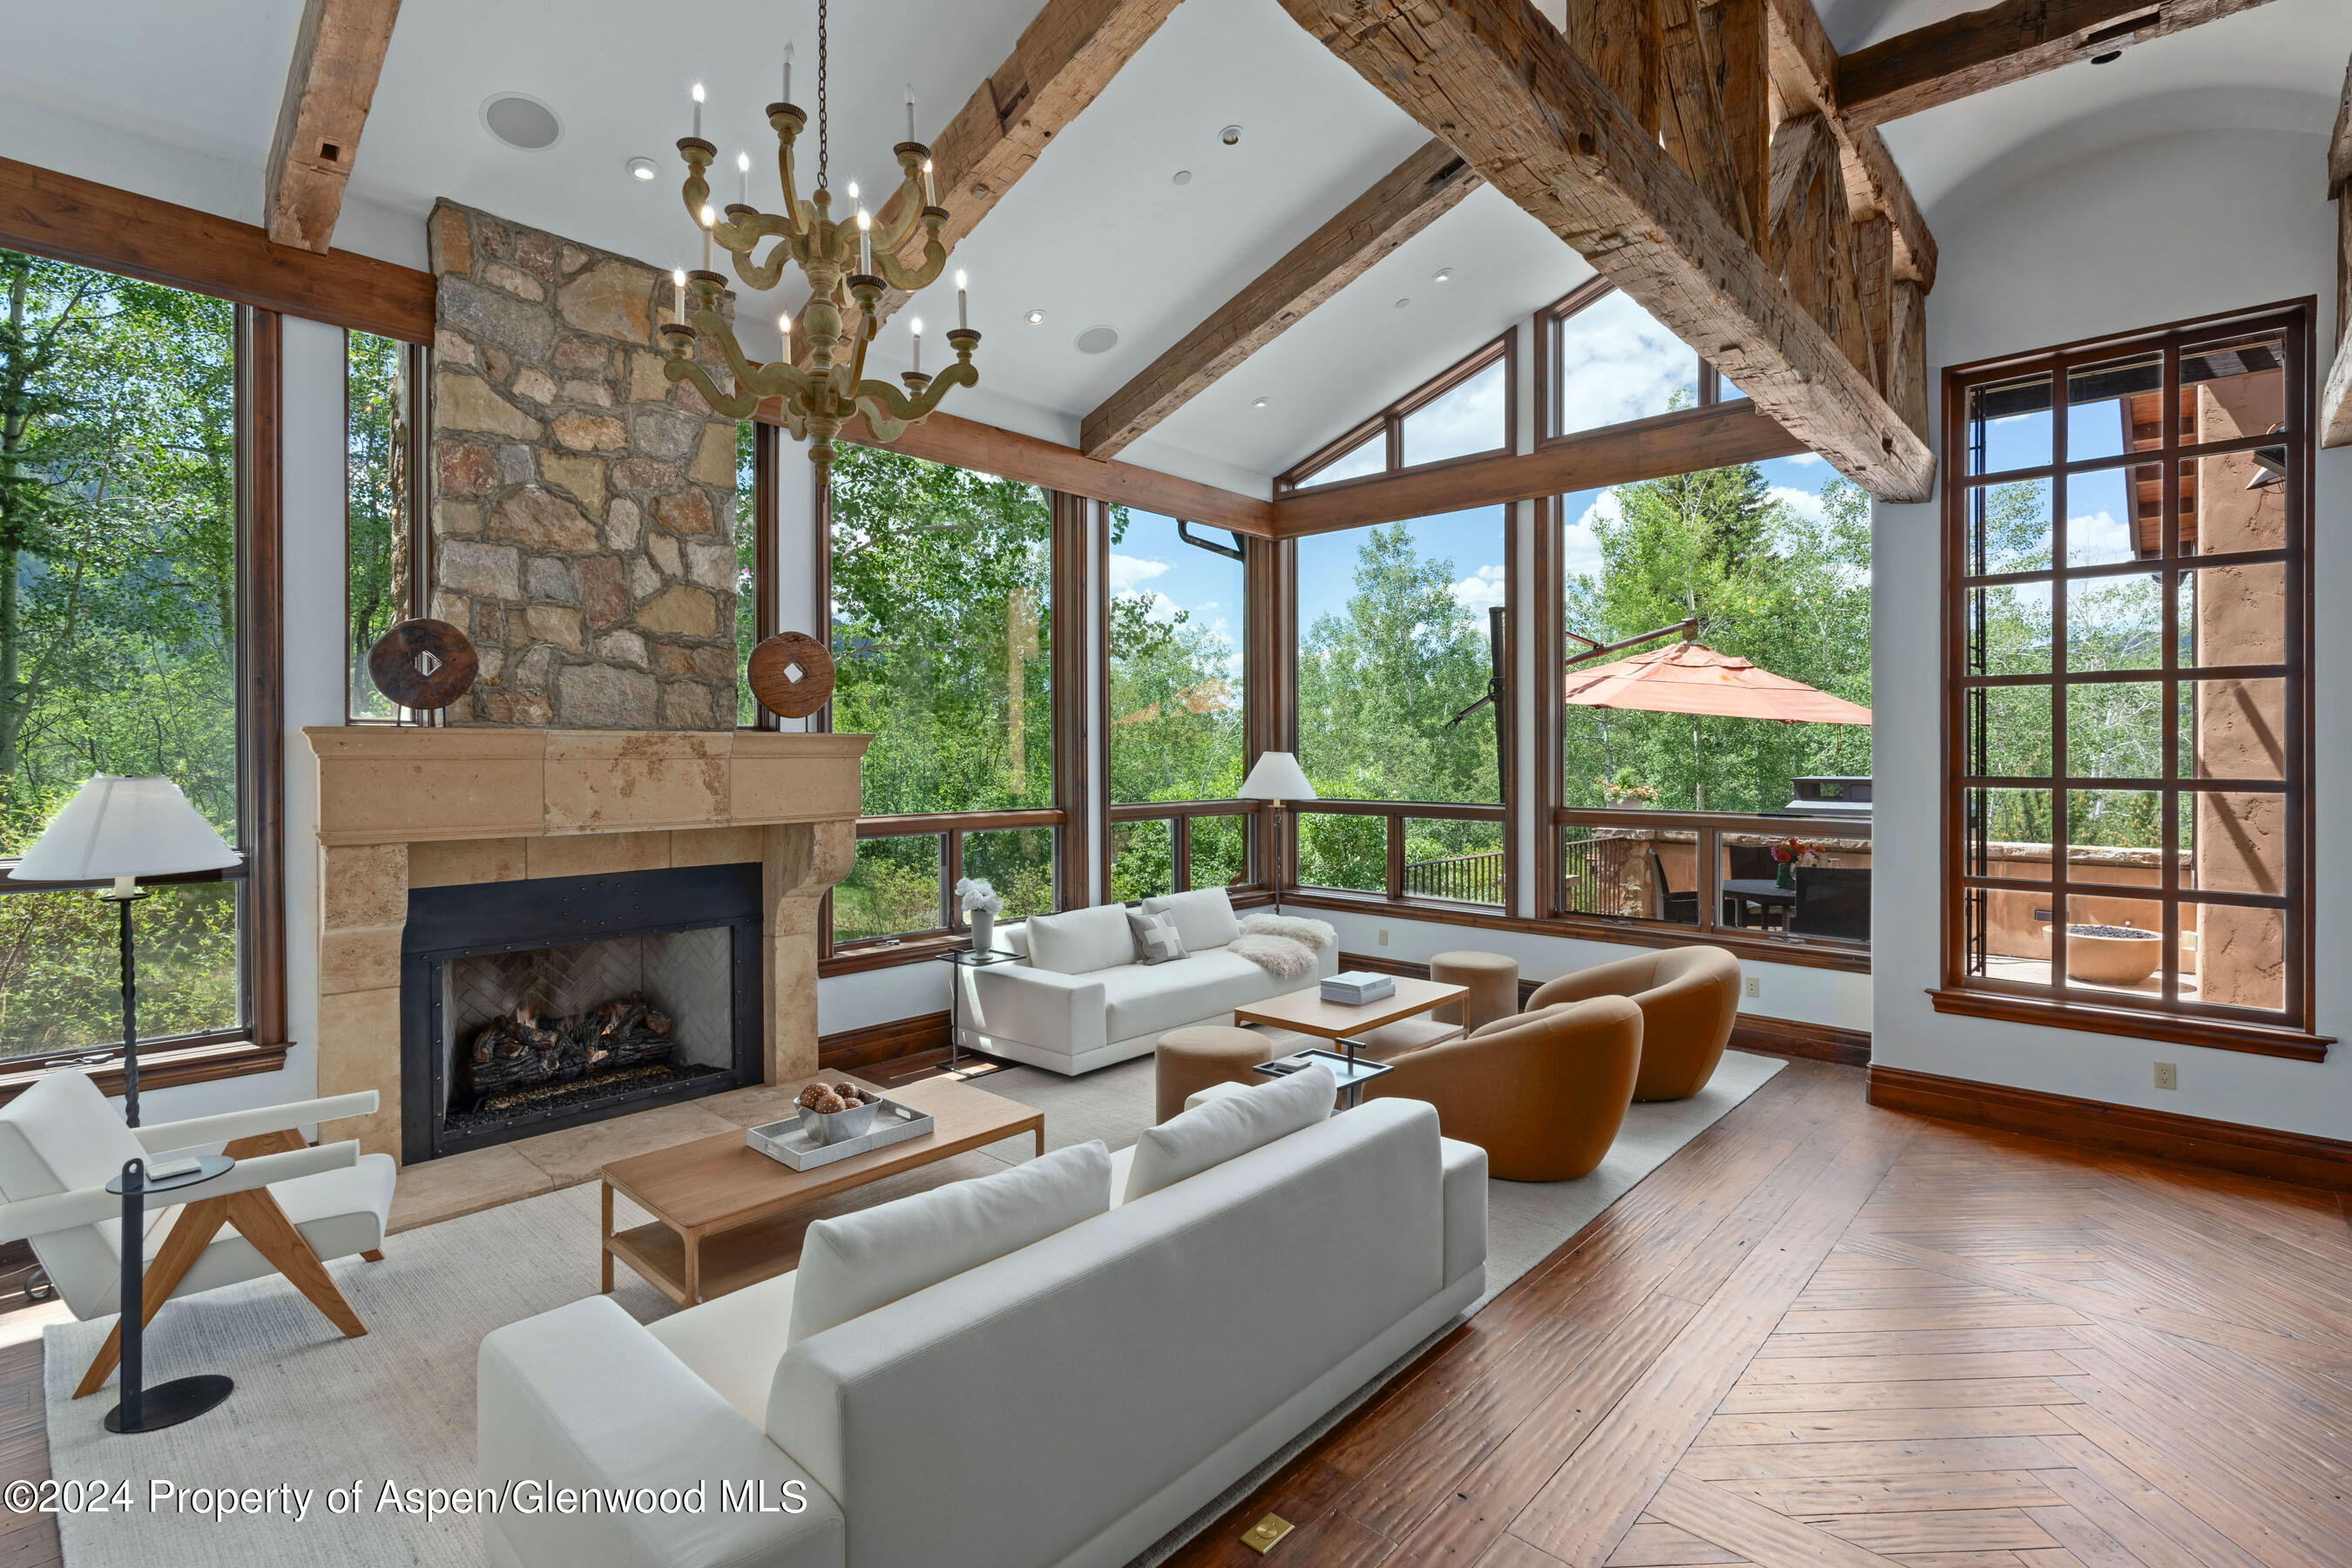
1774,862,1795,889
970,909,995,954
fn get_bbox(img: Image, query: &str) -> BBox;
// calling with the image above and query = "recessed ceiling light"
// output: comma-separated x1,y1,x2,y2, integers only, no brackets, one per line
1173,169,1193,186
1026,310,1046,325
1394,297,1410,309
1432,267,1453,282
482,92,563,151
1220,125,1243,145
1075,325,1119,355
626,157,659,180
1252,397,1269,409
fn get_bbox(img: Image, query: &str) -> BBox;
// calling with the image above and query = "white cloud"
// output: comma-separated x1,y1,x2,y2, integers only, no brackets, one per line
1450,563,1508,614
1107,552,1170,591
1769,485,1828,527
2067,508,2132,564
1402,362,1508,465
1554,291,1699,433
1782,450,1823,468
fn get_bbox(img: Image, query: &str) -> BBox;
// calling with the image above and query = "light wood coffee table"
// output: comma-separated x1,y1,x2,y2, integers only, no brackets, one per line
1233,975,1470,1052
599,1075,1044,1307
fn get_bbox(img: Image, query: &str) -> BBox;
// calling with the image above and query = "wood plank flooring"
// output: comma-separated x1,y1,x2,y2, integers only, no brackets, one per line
1161,1058,2352,1568
3,1058,2348,1568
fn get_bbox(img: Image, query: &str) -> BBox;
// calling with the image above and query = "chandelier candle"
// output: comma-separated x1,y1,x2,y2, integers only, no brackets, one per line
664,0,977,477
691,81,703,139
672,268,686,324
737,150,750,206
905,84,916,140
910,318,922,375
956,269,967,329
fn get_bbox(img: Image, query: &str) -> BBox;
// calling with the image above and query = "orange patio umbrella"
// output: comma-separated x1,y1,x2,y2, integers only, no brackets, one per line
1564,639,1871,725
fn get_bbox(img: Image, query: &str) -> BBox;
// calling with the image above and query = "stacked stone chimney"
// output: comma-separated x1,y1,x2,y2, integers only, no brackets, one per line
426,199,739,729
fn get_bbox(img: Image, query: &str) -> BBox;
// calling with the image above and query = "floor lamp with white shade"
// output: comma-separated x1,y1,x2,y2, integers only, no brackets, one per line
1237,751,1316,917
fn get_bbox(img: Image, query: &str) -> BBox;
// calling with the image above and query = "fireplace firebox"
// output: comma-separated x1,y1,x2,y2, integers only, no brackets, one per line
399,862,761,1163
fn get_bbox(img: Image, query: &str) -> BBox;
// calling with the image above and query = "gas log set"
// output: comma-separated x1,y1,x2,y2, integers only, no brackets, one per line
464,995,678,1109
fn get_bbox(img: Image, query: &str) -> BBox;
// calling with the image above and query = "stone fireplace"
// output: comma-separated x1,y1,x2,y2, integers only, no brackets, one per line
304,727,866,1163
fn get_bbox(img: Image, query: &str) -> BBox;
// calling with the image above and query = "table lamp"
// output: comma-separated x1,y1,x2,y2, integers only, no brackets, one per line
8,776,240,1127
1238,751,1316,916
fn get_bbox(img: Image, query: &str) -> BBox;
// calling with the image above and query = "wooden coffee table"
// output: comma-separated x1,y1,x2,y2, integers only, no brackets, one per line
1233,976,1469,1051
599,1075,1044,1307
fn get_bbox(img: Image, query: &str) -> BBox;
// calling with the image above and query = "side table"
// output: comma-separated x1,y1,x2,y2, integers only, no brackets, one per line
1254,1042,1395,1110
933,948,1021,1073
104,1153,236,1433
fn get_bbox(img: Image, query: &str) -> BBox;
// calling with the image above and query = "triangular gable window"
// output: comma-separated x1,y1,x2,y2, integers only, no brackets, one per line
1540,280,1743,442
1279,332,1516,492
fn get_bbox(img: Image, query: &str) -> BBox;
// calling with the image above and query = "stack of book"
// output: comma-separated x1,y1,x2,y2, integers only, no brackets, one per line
1321,971,1396,1006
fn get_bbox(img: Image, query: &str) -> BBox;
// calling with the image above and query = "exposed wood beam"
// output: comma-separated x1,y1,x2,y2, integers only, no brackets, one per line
264,0,402,253
1762,0,1935,289
2325,72,2352,448
1767,113,1872,382
1271,403,1802,536
1078,139,1480,459
1837,0,2278,132
0,156,433,341
2332,55,2352,198
755,403,1281,536
1277,0,1934,500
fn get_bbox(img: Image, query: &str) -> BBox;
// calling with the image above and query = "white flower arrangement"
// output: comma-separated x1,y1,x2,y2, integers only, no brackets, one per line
953,876,1004,917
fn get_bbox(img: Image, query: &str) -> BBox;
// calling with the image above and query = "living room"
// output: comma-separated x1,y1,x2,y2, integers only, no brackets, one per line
2,0,2349,1565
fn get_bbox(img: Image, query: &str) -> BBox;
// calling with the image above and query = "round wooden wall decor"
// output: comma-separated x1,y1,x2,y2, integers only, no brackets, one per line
747,631,835,719
368,618,480,711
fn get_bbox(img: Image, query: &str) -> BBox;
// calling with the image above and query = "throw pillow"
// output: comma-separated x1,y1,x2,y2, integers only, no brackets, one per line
1140,886,1243,952
1122,1063,1335,1204
1023,904,1138,974
787,1139,1113,1346
1125,907,1188,965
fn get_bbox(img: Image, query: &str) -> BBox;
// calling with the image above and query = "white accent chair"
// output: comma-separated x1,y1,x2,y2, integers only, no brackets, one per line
0,1071,398,1398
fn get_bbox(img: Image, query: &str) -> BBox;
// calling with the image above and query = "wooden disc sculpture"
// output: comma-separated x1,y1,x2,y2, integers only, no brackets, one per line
747,631,836,719
368,618,480,712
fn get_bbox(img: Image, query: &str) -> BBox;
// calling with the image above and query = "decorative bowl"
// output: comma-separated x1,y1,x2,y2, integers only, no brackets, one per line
798,1098,881,1145
2064,923,2160,986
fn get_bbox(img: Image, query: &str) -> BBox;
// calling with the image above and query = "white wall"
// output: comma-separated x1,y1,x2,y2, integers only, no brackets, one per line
1871,125,2350,1140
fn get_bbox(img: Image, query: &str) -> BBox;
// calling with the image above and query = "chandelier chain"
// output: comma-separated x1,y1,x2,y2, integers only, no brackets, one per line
817,0,829,193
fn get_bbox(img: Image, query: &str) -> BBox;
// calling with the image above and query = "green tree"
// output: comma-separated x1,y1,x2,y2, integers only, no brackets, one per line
347,331,402,717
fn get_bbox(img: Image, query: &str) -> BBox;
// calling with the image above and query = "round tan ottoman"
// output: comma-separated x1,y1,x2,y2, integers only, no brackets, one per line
1430,950,1521,1035
1154,1026,1271,1123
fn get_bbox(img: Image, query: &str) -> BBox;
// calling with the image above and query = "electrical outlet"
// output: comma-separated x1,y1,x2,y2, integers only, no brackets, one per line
2154,1061,2178,1091
1742,976,1760,998
1377,928,1389,947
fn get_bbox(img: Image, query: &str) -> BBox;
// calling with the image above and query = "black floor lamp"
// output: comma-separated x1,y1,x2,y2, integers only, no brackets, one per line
7,774,242,1432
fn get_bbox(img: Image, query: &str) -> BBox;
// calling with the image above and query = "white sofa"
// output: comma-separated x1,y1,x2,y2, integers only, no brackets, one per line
477,1090,1486,1568
958,889,1339,1075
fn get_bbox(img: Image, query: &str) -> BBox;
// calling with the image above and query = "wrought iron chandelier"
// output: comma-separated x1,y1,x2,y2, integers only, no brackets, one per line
663,0,977,477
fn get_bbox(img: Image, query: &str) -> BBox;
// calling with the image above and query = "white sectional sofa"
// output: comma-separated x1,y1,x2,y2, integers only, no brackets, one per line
956,888,1338,1075
477,1080,1487,1568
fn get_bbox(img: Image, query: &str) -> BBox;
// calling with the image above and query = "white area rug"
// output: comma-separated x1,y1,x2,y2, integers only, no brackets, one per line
42,1051,1782,1567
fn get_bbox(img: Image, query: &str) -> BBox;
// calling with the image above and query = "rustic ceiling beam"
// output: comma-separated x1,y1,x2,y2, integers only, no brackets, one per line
1276,0,1934,500
2322,58,2351,449
1761,0,1935,289
1836,0,2279,132
264,0,403,253
1078,139,1479,459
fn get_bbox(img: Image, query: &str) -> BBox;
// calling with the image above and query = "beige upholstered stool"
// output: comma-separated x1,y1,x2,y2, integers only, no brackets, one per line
1154,1025,1273,1123
1430,950,1521,1034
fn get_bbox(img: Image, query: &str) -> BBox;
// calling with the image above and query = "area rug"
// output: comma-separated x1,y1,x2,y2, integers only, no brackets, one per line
42,1051,1782,1567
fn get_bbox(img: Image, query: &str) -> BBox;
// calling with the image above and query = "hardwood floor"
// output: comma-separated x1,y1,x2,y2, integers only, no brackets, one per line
1162,1058,2352,1568
3,1058,2347,1568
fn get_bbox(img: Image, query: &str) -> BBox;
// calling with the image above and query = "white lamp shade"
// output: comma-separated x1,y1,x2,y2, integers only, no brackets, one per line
1237,751,1316,803
7,775,240,883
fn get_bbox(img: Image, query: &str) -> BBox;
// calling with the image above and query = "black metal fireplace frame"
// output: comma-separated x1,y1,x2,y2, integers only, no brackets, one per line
400,862,762,1163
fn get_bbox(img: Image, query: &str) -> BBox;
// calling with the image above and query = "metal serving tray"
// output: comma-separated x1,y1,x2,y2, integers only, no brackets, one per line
746,1098,935,1171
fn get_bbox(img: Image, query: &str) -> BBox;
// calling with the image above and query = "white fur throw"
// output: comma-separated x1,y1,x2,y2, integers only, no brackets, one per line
1226,933,1317,981
1238,914,1337,950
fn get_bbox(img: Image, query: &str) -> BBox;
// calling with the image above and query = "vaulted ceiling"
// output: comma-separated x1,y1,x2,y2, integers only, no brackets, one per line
1,0,2341,492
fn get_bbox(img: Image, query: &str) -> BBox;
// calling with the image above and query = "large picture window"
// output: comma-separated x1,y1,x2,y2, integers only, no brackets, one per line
823,443,1064,952
1105,507,1250,902
1939,303,2315,1050
0,251,253,1059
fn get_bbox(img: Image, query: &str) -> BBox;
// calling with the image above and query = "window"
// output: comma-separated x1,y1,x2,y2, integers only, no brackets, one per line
1939,303,2315,1049
1292,508,1508,906
822,443,1066,950
733,419,760,726
1280,335,1514,491
1538,280,1742,443
0,252,257,1059
1105,508,1252,902
346,330,414,720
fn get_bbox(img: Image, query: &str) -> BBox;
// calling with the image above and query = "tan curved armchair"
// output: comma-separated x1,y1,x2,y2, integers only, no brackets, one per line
1528,946,1740,1102
1366,996,1642,1181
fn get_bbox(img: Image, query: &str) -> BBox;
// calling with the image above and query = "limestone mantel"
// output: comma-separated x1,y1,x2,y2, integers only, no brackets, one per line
301,727,868,1161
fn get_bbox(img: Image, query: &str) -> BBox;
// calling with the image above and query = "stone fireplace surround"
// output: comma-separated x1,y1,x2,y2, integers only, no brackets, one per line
304,727,867,1163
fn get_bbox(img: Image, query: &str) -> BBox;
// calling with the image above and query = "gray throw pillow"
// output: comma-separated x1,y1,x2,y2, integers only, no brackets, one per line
1126,907,1188,965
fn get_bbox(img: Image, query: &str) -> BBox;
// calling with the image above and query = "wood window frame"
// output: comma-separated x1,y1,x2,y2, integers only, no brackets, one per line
0,301,291,1098
814,453,1090,974
1274,331,1519,496
1931,298,2328,1061
342,332,430,725
1535,277,1740,451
